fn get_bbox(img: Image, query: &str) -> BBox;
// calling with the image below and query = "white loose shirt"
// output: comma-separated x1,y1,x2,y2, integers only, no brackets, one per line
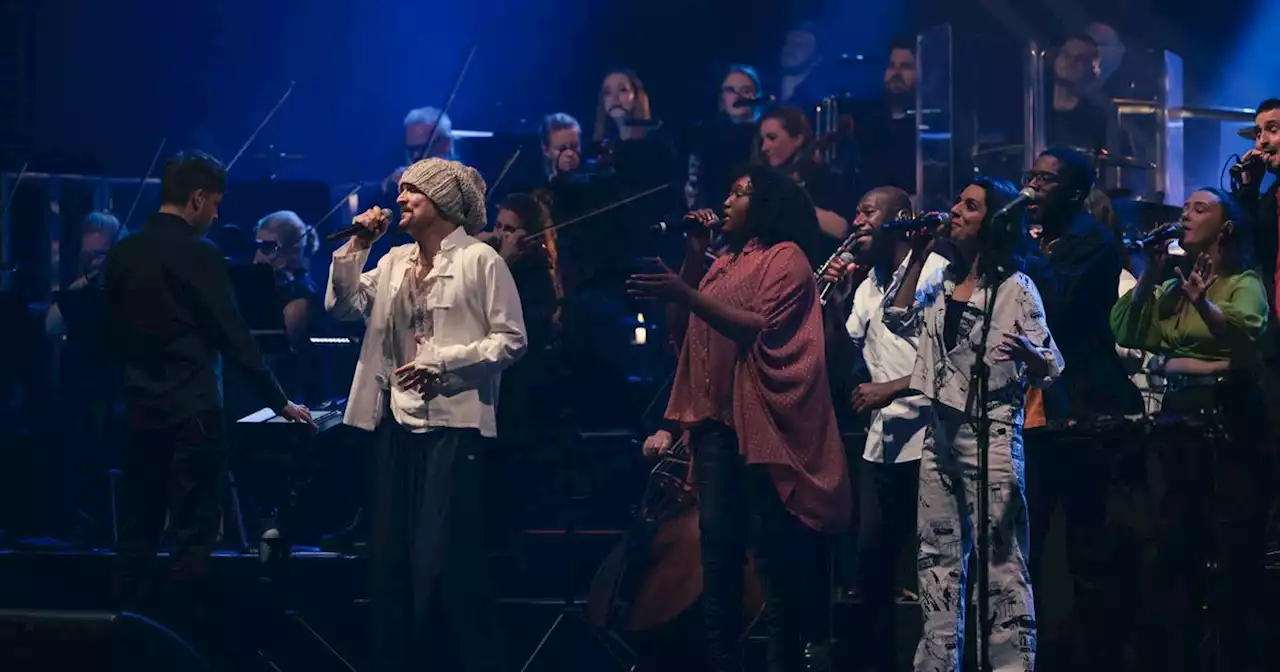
847,251,950,463
325,227,527,437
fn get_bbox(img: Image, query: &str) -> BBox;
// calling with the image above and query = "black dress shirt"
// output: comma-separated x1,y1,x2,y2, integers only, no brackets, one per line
103,212,287,428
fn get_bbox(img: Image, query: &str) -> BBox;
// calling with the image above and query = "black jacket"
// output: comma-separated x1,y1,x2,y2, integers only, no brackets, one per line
1040,212,1142,419
103,212,287,427
1241,179,1279,310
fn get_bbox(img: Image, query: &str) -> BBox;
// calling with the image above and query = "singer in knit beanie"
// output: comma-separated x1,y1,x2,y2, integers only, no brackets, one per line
398,157,489,235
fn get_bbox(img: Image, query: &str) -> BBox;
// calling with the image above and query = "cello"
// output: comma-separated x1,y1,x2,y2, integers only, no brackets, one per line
586,434,764,650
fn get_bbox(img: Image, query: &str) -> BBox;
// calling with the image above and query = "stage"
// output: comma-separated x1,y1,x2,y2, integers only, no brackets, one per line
3,534,1279,671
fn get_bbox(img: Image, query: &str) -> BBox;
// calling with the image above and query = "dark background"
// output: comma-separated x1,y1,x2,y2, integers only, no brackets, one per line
2,0,1264,185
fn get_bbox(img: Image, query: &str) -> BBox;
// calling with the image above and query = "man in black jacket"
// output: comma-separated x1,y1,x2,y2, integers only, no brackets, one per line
1236,98,1280,319
1022,146,1140,669
103,150,313,617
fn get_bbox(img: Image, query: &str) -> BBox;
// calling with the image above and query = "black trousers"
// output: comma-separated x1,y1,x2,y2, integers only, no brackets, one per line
692,421,825,672
855,458,918,672
1025,430,1117,669
369,423,506,672
1141,380,1270,672
113,407,227,619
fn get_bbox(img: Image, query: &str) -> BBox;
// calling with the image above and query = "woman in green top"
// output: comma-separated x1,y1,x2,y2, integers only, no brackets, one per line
1110,187,1269,671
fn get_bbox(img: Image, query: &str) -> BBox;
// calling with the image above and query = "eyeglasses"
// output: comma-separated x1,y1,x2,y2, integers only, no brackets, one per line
255,239,291,256
1022,171,1061,186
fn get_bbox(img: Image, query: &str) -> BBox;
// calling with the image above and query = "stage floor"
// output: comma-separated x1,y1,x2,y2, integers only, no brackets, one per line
1,543,1277,671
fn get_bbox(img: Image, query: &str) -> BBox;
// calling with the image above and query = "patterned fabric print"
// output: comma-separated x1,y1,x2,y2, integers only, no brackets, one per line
914,405,1036,672
884,270,1061,429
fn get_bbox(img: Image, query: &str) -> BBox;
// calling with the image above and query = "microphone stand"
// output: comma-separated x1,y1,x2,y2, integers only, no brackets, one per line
965,219,1011,672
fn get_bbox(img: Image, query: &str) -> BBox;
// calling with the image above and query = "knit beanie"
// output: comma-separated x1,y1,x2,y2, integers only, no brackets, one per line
398,158,488,235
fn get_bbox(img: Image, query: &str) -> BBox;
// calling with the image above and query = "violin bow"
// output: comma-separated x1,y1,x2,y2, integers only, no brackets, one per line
526,184,671,241
423,43,479,156
118,138,167,241
226,80,297,173
0,161,29,232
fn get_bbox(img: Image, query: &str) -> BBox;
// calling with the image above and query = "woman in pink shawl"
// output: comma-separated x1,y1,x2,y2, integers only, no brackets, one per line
627,166,851,671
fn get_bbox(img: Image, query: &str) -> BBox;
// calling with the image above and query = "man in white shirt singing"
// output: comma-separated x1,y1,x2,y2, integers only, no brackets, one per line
822,186,949,672
327,157,526,672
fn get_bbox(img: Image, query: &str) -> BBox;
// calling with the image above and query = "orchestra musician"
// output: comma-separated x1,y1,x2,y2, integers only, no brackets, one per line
629,167,850,671
754,105,853,244
251,211,321,403
251,211,320,347
326,157,525,672
771,22,830,108
856,38,919,195
542,112,584,183
384,106,454,193
1111,188,1270,672
820,186,949,672
103,151,314,628
46,211,121,338
883,177,1060,672
687,64,765,211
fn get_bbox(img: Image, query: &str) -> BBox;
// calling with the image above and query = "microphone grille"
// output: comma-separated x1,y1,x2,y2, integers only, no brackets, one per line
1018,186,1039,200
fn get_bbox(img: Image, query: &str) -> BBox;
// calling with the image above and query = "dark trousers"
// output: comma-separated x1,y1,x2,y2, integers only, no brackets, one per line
855,459,918,672
369,423,506,672
113,407,227,619
692,421,825,672
1142,381,1270,672
1025,431,1116,669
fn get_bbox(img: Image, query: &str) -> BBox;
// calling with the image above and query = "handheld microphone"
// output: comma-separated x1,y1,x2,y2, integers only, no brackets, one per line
881,211,949,233
1124,221,1183,252
992,187,1039,219
1229,153,1262,182
326,207,398,243
818,252,857,305
652,214,723,235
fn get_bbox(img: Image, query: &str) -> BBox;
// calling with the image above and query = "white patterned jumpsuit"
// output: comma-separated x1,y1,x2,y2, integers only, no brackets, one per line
883,268,1062,672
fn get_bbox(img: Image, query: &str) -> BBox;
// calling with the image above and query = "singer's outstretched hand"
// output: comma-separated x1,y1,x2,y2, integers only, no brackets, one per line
626,258,693,303
1175,253,1218,305
348,207,394,250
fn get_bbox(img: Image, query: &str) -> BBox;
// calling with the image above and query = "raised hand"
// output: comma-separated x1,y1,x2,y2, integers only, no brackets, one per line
1175,253,1218,305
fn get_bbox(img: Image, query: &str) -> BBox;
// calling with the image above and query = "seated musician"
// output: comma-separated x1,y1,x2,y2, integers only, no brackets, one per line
46,211,120,338
594,68,678,181
754,105,853,244
252,211,319,346
542,112,583,184
251,211,321,403
478,194,560,355
383,106,454,193
1110,187,1270,672
630,167,850,672
687,64,764,210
